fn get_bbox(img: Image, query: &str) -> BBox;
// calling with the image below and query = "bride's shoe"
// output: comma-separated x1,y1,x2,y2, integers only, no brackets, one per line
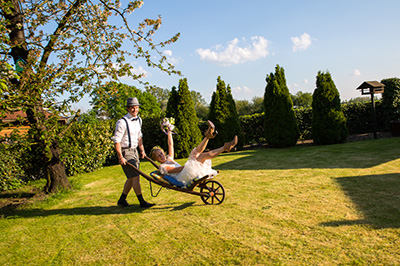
224,135,238,152
204,120,218,139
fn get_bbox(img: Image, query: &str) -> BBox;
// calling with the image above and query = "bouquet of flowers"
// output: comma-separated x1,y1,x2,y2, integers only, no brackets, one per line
161,117,176,135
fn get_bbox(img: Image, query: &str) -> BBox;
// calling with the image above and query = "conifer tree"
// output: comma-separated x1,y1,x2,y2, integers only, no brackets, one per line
264,65,299,147
312,71,348,144
208,76,243,150
166,78,202,158
166,86,178,118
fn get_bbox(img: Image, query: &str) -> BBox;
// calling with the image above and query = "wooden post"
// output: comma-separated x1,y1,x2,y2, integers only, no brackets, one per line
370,92,377,139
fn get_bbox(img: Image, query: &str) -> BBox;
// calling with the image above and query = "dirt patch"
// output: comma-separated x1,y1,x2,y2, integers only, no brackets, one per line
0,188,47,217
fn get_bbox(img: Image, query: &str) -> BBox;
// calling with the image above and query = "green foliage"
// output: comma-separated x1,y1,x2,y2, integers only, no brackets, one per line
294,107,313,140
312,71,348,145
91,82,161,120
208,77,244,150
166,79,202,158
141,114,169,155
166,86,178,119
342,101,384,134
191,90,208,120
60,120,115,176
0,0,180,192
239,113,266,144
236,97,264,116
381,77,400,126
291,91,313,107
264,65,299,148
0,142,27,191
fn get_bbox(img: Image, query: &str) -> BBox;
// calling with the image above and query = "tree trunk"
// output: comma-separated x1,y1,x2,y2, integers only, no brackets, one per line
3,0,71,193
45,140,71,193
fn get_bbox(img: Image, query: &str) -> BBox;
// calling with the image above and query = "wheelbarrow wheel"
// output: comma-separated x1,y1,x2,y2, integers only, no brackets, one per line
200,180,225,205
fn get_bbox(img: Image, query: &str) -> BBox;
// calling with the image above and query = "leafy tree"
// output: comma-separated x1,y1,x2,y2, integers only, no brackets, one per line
381,78,400,126
312,71,348,145
208,76,243,149
0,0,179,193
291,91,312,107
191,90,208,120
91,82,161,120
145,85,170,112
236,99,252,116
236,96,264,116
166,78,202,158
264,65,299,148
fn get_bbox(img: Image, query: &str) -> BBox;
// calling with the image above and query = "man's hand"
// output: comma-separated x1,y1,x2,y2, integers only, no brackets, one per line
119,156,127,165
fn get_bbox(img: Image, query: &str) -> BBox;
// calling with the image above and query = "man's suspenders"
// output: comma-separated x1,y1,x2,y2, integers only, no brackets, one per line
122,117,141,148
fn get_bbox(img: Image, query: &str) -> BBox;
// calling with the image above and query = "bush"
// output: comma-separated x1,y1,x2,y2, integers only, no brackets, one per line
264,65,299,147
312,71,348,145
0,142,26,191
294,107,312,140
60,120,115,176
381,78,400,127
208,76,244,150
240,113,265,144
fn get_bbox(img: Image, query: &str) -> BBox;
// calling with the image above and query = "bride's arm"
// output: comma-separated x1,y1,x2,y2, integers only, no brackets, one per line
167,128,174,159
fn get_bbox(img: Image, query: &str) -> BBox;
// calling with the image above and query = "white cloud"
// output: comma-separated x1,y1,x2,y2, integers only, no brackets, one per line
291,33,314,52
232,86,252,94
352,69,361,76
163,49,180,65
131,65,148,77
196,36,269,66
164,50,173,56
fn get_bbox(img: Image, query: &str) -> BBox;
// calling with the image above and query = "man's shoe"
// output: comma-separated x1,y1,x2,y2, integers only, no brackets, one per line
117,199,129,207
140,201,156,208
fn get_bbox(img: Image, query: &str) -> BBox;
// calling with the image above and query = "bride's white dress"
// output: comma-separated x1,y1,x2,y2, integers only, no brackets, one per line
159,148,218,186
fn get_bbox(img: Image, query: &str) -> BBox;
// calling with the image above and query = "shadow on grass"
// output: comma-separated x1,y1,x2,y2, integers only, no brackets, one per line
2,201,200,219
215,138,400,170
321,173,400,229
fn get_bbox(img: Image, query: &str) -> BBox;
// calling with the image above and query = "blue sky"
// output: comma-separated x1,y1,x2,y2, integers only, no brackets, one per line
79,0,400,110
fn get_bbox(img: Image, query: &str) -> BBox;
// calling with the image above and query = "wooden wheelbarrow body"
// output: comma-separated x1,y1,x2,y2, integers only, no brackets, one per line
125,156,225,205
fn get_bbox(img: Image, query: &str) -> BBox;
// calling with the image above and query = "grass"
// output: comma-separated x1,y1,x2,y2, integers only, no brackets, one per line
1,137,400,265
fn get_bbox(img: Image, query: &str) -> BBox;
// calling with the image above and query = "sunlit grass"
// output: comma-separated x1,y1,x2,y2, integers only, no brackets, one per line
1,137,399,265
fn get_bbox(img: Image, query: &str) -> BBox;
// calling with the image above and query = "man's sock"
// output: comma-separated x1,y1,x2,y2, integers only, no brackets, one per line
119,193,127,200
136,194,155,208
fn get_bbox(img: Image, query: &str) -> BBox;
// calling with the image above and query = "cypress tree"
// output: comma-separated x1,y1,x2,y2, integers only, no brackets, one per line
312,71,348,145
208,76,243,150
264,65,299,147
167,78,202,158
166,86,178,118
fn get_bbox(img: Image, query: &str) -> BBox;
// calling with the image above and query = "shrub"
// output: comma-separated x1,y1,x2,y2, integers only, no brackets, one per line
240,113,265,145
166,78,202,158
381,78,400,127
0,142,26,191
264,65,299,147
312,71,348,145
208,77,244,150
60,120,115,176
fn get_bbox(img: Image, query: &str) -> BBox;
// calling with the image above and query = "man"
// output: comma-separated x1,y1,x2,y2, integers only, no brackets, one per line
113,97,155,208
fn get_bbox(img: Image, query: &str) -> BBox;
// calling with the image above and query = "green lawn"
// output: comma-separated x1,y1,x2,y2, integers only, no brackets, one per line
1,137,400,265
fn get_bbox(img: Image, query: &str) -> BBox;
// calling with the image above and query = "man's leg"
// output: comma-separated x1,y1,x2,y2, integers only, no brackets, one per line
131,175,155,208
118,177,133,207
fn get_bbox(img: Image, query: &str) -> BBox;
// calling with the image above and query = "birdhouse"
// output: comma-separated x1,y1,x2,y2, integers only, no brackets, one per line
356,81,385,95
